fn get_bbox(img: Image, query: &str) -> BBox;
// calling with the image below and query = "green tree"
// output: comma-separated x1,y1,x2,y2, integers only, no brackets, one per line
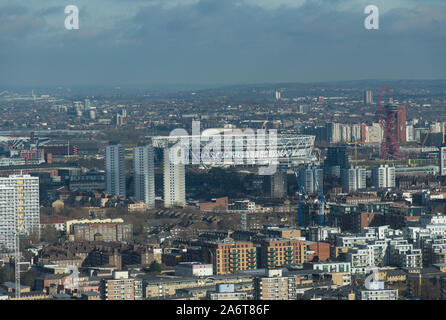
21,268,40,289
0,265,14,283
148,261,162,274
40,225,59,243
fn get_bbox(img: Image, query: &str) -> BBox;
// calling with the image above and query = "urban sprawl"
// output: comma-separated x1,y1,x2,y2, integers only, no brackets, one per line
1,81,446,300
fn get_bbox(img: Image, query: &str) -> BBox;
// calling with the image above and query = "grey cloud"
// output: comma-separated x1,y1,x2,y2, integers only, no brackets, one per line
0,5,47,38
0,0,445,86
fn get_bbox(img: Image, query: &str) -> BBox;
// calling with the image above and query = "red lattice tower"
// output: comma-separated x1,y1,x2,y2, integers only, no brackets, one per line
378,86,402,160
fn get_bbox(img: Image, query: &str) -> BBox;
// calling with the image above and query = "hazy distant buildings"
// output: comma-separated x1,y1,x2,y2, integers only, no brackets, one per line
105,144,126,199
304,123,367,144
116,114,125,126
134,146,155,209
89,109,96,120
372,165,396,188
326,123,341,143
275,91,281,101
397,105,406,143
351,124,362,142
406,125,415,142
163,148,185,208
84,99,91,111
364,90,373,104
342,166,366,193
365,123,384,143
340,124,351,142
74,101,83,116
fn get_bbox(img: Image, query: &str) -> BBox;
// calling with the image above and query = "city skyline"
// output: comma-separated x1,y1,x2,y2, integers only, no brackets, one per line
1,0,446,305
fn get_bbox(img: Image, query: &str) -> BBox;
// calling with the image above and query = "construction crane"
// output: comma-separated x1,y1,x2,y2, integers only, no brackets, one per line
421,126,433,151
9,211,21,299
312,165,325,226
287,141,324,227
290,162,325,227
291,167,305,226
15,231,20,299
346,141,378,164
346,141,361,165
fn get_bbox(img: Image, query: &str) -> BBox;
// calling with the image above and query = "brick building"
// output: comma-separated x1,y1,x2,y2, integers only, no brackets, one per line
70,222,133,242
256,239,307,269
202,241,257,275
100,271,142,300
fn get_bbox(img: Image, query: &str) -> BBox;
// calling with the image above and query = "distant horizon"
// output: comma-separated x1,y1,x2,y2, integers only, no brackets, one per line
2,78,446,93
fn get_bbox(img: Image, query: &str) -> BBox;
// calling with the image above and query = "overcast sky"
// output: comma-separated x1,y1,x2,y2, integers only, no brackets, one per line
0,0,445,87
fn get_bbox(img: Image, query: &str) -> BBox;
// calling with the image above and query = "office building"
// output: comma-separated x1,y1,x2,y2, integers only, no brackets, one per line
341,166,366,193
105,144,126,199
325,146,349,168
163,148,185,208
134,146,155,209
325,146,349,177
372,165,396,188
